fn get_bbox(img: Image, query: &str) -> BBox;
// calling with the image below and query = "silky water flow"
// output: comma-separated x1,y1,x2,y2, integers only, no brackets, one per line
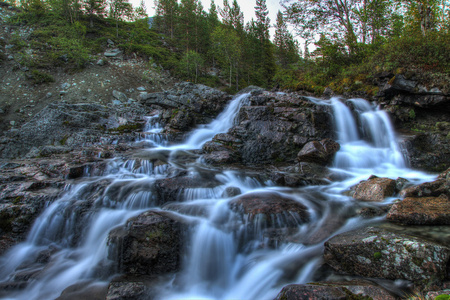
0,95,435,300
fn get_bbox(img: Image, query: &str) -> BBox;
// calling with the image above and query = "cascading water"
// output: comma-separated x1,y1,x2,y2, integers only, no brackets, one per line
0,94,435,300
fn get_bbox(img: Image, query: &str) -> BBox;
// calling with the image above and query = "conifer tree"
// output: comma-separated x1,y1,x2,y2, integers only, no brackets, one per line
83,0,106,27
274,10,299,67
155,0,178,38
255,0,270,40
133,0,148,20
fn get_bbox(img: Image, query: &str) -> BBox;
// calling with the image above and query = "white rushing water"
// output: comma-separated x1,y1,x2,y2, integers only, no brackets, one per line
0,94,435,300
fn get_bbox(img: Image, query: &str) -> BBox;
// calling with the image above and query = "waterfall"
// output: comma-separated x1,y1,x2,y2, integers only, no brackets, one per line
0,93,435,300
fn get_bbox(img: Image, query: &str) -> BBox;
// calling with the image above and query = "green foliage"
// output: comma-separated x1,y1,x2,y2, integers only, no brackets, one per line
177,50,205,83
435,295,450,300
29,69,55,84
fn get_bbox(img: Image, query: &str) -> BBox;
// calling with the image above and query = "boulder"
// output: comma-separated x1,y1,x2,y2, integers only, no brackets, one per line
297,139,340,165
324,227,450,284
107,211,185,276
154,175,222,203
56,282,108,300
106,281,147,300
274,280,397,300
137,82,231,132
229,191,310,229
207,91,334,166
400,178,450,198
352,176,396,202
401,133,450,173
387,195,450,225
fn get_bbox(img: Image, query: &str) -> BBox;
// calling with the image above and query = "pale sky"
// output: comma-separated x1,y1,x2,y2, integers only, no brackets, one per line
132,0,285,39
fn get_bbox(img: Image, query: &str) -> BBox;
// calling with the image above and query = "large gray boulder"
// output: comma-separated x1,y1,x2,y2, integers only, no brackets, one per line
107,211,186,276
138,82,231,132
324,226,450,284
204,91,334,166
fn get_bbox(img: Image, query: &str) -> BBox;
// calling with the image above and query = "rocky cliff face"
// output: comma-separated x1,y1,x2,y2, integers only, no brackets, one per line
374,72,450,172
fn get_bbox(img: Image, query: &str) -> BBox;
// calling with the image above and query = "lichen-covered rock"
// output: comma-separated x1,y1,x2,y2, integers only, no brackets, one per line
297,139,340,165
324,227,450,284
352,176,396,202
387,195,450,225
107,211,185,276
400,178,450,198
274,280,397,300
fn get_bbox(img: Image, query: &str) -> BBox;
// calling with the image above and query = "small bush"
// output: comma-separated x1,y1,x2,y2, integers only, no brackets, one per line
29,69,54,84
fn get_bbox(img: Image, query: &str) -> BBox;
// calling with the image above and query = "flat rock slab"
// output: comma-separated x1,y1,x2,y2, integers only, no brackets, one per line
353,176,396,202
324,227,450,284
274,280,396,300
387,195,450,225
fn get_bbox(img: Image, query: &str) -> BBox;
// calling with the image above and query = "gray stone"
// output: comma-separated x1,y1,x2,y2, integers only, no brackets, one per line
324,226,450,284
137,86,146,91
104,48,122,57
112,90,127,102
107,211,185,276
96,59,105,66
111,100,122,105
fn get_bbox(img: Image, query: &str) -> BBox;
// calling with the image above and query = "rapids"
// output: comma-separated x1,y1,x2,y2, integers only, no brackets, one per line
0,94,435,300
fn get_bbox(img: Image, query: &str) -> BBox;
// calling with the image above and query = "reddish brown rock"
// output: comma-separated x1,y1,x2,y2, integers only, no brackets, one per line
229,192,310,228
353,176,396,202
297,139,340,165
387,195,450,225
400,178,450,198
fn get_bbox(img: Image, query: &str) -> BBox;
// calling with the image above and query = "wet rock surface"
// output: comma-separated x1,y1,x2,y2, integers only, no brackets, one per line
204,91,335,166
229,191,310,228
352,176,396,202
138,82,231,132
274,280,397,300
324,226,450,284
297,139,340,165
107,210,186,276
387,195,450,225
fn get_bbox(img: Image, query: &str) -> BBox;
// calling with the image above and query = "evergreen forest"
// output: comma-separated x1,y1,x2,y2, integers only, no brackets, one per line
3,0,450,95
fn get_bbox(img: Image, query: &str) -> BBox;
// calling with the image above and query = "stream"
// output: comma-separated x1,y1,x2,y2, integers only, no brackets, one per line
0,94,435,300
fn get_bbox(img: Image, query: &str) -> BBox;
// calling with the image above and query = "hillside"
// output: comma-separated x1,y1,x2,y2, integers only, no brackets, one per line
0,3,177,133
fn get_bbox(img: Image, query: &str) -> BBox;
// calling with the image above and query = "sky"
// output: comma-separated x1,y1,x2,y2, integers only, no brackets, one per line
131,0,286,39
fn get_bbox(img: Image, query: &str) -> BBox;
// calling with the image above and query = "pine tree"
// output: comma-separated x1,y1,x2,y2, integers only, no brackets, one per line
83,0,106,27
155,0,178,38
274,10,300,67
109,0,133,37
255,0,270,40
133,0,148,20
220,0,243,30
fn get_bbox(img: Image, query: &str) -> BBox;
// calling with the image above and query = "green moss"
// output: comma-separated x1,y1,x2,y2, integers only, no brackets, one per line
12,196,24,205
59,135,69,145
435,295,450,300
408,109,416,120
373,252,382,260
108,123,142,133
29,69,55,84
